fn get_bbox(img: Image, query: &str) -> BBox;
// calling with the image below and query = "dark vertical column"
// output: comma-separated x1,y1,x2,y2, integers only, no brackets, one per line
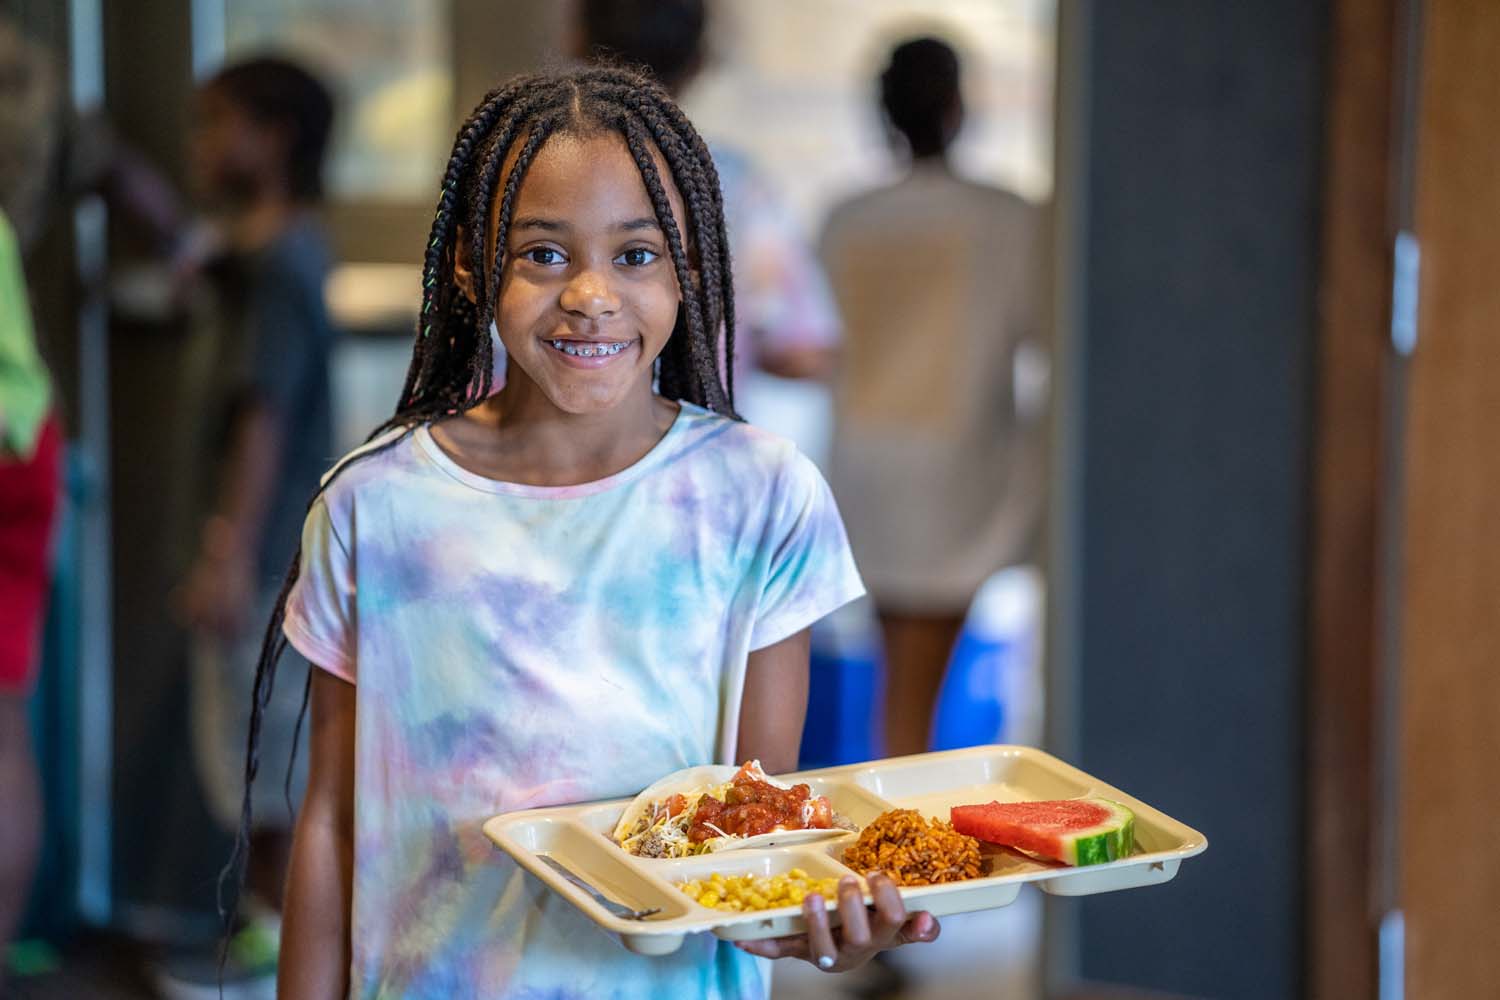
103,0,231,928
1065,2,1325,996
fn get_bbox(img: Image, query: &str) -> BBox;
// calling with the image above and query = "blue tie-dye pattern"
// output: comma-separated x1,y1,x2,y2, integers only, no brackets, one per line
283,404,862,999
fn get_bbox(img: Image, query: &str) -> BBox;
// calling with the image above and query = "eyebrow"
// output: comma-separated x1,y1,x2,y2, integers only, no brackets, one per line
615,217,662,233
509,215,662,233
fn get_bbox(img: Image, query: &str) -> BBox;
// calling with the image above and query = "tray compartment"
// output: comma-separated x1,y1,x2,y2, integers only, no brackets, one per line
851,747,1091,804
484,815,698,955
664,847,863,942
532,821,694,917
854,748,1198,860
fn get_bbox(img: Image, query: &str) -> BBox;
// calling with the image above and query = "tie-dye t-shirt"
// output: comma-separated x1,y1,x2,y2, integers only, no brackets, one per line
282,402,864,999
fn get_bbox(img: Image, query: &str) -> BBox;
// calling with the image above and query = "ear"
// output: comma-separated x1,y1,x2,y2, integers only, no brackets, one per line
453,223,478,304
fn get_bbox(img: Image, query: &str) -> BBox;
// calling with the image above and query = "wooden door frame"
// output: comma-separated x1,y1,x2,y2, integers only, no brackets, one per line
1305,0,1415,996
1394,1,1500,995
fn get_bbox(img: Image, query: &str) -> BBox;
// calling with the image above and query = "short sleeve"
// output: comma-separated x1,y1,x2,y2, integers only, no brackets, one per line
283,497,356,682
750,451,866,650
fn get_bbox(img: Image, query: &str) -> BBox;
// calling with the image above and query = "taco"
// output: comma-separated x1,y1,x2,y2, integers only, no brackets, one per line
611,761,853,859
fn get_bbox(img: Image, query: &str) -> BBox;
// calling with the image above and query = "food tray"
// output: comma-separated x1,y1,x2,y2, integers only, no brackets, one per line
481,745,1208,956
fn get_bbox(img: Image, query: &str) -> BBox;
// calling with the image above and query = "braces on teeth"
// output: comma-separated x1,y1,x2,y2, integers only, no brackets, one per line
551,340,627,358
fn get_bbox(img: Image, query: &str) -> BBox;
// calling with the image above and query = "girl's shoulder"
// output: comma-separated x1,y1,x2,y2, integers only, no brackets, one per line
309,424,424,510
673,402,796,462
669,403,826,498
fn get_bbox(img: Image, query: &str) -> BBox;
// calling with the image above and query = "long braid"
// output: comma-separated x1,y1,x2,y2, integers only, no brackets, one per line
473,116,558,403
221,67,739,969
460,98,558,403
404,79,536,408
625,96,734,405
619,115,718,409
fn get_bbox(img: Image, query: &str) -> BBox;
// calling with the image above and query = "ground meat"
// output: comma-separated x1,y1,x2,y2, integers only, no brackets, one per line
841,809,984,886
635,830,670,858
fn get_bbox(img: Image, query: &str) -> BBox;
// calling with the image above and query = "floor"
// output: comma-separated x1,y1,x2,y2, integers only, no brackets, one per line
3,932,158,999
7,893,1039,999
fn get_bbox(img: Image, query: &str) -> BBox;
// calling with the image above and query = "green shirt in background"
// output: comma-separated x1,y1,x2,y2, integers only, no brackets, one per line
0,210,50,458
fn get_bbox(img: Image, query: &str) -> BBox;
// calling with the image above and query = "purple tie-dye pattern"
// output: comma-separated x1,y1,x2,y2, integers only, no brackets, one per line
282,403,863,999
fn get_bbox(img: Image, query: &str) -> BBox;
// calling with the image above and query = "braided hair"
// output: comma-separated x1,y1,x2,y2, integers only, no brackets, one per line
217,65,738,935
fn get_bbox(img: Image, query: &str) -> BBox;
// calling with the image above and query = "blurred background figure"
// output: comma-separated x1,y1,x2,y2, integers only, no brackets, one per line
157,55,336,1000
820,37,1046,759
574,0,843,400
0,205,61,998
0,16,182,261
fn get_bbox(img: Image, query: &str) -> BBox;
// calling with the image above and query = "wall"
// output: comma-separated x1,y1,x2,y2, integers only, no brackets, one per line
1058,1,1326,996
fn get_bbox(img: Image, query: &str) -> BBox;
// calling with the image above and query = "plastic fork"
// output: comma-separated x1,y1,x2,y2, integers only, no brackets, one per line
538,855,663,921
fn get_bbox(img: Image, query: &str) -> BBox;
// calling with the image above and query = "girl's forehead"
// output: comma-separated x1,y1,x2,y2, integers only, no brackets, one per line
499,131,685,231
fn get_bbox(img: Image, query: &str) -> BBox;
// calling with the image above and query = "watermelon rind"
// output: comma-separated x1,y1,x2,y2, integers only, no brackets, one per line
1058,799,1135,866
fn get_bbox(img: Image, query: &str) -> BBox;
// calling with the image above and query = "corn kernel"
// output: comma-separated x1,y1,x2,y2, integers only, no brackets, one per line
678,868,852,913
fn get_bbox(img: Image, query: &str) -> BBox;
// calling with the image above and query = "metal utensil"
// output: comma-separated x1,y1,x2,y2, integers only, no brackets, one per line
539,855,663,921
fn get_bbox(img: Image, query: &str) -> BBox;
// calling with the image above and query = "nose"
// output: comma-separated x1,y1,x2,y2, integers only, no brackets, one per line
558,267,621,319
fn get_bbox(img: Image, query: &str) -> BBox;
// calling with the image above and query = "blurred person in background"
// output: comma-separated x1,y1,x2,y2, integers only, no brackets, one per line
0,15,184,264
1,15,183,989
0,206,60,997
162,55,337,997
574,0,842,390
820,37,1046,759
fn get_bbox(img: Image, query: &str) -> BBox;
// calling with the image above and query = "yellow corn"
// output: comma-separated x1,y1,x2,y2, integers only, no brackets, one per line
679,870,850,912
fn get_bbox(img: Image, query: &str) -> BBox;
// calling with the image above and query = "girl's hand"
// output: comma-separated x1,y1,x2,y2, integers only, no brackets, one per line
733,872,939,972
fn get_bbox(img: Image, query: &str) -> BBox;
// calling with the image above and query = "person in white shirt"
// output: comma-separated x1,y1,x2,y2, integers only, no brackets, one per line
820,36,1047,758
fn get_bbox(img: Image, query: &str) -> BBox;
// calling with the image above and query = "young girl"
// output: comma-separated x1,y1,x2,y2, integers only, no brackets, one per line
232,67,938,999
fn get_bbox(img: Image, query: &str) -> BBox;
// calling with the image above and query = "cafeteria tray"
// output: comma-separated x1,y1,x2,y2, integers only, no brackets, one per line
481,745,1208,956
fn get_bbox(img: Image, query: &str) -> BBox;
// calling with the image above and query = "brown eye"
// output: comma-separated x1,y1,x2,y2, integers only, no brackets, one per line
616,248,658,267
523,247,564,266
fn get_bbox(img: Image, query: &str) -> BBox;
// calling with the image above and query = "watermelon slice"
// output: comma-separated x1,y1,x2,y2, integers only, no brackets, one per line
950,798,1135,866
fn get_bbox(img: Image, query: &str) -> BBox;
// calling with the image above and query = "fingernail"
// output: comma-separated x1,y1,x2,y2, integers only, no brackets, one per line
818,955,835,970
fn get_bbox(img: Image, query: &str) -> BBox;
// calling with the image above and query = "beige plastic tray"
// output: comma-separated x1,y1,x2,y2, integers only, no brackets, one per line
481,745,1208,956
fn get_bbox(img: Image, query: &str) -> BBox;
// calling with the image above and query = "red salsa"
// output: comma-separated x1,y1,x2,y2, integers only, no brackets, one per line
687,764,836,842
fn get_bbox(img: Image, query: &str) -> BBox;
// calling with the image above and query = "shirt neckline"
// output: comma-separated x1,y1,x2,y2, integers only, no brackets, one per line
413,403,696,498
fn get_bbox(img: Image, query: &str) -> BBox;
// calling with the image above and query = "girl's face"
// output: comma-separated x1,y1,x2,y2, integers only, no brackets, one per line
478,131,687,417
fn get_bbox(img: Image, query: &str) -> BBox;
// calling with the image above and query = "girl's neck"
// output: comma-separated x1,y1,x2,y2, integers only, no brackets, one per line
432,376,679,488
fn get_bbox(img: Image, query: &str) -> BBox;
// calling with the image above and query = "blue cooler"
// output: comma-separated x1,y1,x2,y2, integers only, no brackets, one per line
931,566,1043,751
798,599,880,769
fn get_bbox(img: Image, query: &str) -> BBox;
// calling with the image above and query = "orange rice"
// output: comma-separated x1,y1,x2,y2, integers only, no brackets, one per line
842,809,983,886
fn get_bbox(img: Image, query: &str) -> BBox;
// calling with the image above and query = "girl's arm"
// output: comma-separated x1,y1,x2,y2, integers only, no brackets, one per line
734,629,811,771
279,668,356,999
735,629,941,972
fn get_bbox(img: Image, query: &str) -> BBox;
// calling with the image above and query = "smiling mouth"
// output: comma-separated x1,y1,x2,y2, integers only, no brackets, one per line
546,339,630,358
